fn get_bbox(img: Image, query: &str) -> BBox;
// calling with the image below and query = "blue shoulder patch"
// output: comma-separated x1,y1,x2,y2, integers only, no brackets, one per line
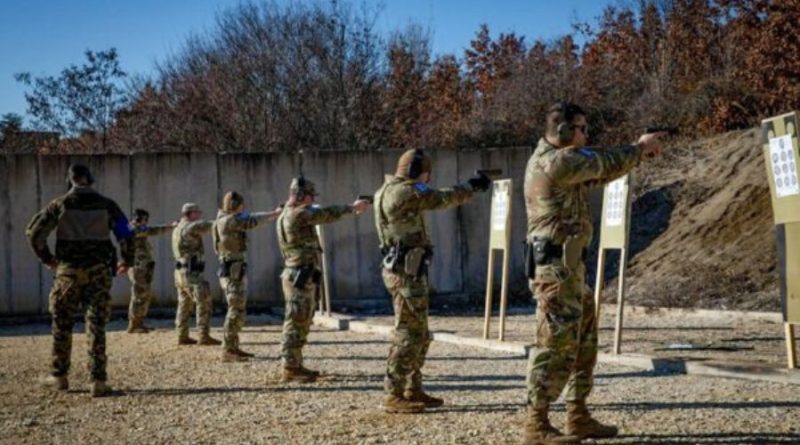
414,183,431,193
235,211,251,221
114,215,135,240
576,148,596,159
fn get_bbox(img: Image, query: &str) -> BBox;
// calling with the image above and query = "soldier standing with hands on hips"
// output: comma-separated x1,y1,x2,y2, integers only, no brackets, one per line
213,191,282,362
522,102,665,445
26,164,135,397
375,149,491,414
276,177,370,383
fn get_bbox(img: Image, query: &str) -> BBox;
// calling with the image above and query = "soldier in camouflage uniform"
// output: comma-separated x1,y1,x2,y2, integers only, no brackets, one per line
375,149,491,413
26,164,135,397
277,177,370,383
523,103,664,445
172,202,221,346
213,191,281,362
127,208,175,333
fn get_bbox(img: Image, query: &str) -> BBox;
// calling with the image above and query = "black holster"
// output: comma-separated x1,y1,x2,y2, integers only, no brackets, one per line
292,265,321,289
218,260,247,280
382,242,432,278
525,238,564,278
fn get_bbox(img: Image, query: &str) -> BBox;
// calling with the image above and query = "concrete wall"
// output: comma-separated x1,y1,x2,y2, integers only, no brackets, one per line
0,148,537,316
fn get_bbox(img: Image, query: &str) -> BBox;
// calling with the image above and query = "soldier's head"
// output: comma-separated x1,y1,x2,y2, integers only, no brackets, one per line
66,163,94,188
287,176,317,206
545,102,588,148
396,148,432,183
181,202,202,221
133,208,149,225
222,191,245,214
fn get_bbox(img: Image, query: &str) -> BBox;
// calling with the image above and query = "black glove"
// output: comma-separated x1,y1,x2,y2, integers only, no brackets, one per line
467,173,491,192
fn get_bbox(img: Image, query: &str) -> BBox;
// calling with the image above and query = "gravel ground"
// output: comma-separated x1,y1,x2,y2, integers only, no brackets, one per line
361,306,798,366
1,316,799,445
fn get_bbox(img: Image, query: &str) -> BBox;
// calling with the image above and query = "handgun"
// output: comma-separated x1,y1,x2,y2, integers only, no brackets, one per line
357,195,374,204
476,169,503,179
645,126,680,136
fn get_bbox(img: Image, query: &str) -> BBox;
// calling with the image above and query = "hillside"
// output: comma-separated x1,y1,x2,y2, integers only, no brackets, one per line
603,128,781,311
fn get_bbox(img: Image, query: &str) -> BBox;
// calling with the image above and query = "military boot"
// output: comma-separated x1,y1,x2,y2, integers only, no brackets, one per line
198,335,222,346
178,336,198,345
91,381,113,398
222,350,248,362
127,323,151,334
404,389,444,408
523,406,581,445
565,401,618,439
383,395,426,414
298,366,320,378
281,367,318,383
41,375,69,391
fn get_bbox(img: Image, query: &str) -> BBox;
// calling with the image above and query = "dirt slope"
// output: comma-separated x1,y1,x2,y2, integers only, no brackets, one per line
604,128,781,311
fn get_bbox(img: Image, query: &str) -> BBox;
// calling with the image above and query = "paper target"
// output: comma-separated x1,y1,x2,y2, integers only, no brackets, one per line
491,182,510,231
604,177,627,227
769,135,800,198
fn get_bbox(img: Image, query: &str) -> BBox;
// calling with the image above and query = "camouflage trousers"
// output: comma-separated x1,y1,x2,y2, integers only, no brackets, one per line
174,270,212,339
48,263,112,381
526,263,597,408
221,275,247,353
382,269,432,397
280,268,317,369
127,261,155,327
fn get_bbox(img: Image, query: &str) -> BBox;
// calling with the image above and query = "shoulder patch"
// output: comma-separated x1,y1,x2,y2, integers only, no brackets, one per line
414,183,431,194
235,211,251,221
576,148,595,159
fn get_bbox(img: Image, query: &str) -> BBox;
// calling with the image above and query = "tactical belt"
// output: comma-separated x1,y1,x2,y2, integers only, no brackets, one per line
175,256,205,273
524,237,587,279
382,242,433,278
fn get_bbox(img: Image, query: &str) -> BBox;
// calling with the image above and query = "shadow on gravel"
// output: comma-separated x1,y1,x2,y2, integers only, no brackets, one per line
434,402,522,413
598,326,735,332
595,401,800,411
608,432,800,444
126,387,268,397
594,370,664,379
305,355,522,361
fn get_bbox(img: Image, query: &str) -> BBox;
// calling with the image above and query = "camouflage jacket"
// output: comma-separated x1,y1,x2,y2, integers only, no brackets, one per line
131,223,174,267
374,175,473,250
277,204,353,268
172,218,213,261
524,138,642,246
25,186,135,267
213,210,274,261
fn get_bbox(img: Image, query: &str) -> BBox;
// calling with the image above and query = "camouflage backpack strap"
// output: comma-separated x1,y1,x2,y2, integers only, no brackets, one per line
276,211,288,260
375,185,390,248
212,218,221,257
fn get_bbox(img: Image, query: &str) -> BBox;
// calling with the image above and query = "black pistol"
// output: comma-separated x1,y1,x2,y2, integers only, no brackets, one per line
645,126,679,136
357,195,374,204
475,169,503,179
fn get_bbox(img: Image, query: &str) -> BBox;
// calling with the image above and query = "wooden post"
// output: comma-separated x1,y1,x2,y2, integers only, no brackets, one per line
593,250,607,323
483,250,495,339
787,323,797,369
498,243,511,341
613,247,628,355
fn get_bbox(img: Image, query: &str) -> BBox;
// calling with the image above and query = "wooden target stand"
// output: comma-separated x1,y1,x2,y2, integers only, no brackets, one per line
761,112,800,369
315,225,332,317
593,174,633,355
483,179,513,341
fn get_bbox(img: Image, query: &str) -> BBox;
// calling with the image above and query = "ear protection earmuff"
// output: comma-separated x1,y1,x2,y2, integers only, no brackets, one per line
555,101,574,145
295,176,307,200
408,149,424,179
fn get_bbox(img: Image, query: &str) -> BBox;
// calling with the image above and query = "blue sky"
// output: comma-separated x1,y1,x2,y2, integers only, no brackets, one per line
0,0,612,122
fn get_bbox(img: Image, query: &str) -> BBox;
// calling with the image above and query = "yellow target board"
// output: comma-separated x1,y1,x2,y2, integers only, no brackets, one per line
594,174,632,354
761,112,800,368
483,179,513,341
